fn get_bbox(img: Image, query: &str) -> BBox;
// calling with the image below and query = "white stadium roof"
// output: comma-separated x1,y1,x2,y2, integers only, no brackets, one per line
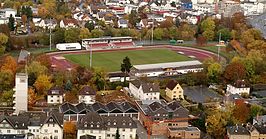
133,60,202,70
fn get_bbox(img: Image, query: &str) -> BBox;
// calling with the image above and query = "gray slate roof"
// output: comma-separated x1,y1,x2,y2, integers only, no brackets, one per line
131,80,160,93
227,126,250,135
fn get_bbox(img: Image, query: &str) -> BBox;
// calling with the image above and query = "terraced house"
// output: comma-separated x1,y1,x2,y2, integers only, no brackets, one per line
0,111,63,139
60,101,139,121
77,112,137,139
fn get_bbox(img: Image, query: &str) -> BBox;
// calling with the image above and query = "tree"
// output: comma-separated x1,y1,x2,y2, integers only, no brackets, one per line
224,61,246,82
8,14,15,31
206,109,227,138
201,17,215,32
121,56,132,85
240,28,262,47
207,62,222,83
0,70,14,92
250,104,264,118
160,17,174,28
0,33,8,54
196,35,207,46
28,87,37,107
21,14,27,26
64,92,78,103
34,74,53,95
85,21,95,31
128,10,139,28
79,28,91,40
91,29,104,38
64,28,80,43
53,28,65,44
64,121,76,139
233,101,250,123
216,28,231,41
1,89,14,106
153,28,164,40
27,61,48,77
65,80,72,91
1,56,17,74
92,68,107,90
75,66,93,85
115,128,120,139
203,29,215,41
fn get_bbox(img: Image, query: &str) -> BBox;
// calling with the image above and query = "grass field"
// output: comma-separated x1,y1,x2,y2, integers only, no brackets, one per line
64,48,192,72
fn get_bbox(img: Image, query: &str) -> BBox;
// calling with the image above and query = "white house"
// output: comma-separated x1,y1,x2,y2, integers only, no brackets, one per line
193,3,215,13
129,80,160,100
59,18,79,28
37,19,57,29
13,73,28,115
240,2,264,16
118,19,128,28
0,111,63,139
47,87,64,105
226,80,250,95
77,112,137,139
78,86,96,104
0,8,16,18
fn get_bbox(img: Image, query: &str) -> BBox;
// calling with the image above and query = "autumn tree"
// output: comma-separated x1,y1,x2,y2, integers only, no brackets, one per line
64,92,78,103
1,89,14,106
79,28,91,40
196,35,207,46
240,28,262,48
0,56,17,74
75,66,93,85
160,17,174,28
153,28,164,40
233,101,250,123
91,29,104,38
178,23,196,41
21,14,27,26
201,18,215,41
64,121,76,139
28,87,37,107
34,74,53,95
224,61,246,82
206,109,228,138
92,68,107,90
207,62,222,83
128,10,139,28
53,28,65,44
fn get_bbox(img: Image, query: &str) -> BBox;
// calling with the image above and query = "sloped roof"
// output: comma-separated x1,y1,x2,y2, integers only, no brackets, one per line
131,80,160,93
79,86,96,96
166,80,179,90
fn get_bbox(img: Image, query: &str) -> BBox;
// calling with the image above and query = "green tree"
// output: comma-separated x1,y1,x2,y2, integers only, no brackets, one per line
121,56,132,85
8,14,15,31
207,62,222,83
250,104,264,118
0,70,14,92
216,28,231,41
153,28,164,40
64,28,80,43
201,17,215,31
65,80,72,91
203,29,215,41
240,28,262,47
53,28,65,44
91,29,104,38
27,61,48,77
115,128,120,139
1,89,14,106
206,109,227,138
85,21,94,31
0,33,8,55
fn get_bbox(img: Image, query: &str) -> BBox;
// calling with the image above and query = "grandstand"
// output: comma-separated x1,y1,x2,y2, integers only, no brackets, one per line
82,36,135,49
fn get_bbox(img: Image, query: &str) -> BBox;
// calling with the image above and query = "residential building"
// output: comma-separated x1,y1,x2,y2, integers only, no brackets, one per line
193,3,215,13
77,112,137,139
37,19,57,29
165,80,184,100
13,73,28,115
78,86,96,104
0,8,16,18
136,100,200,138
59,18,79,28
128,80,160,100
118,19,128,28
226,80,250,95
47,87,64,105
60,101,139,121
0,111,63,139
250,124,266,138
253,115,266,125
226,125,250,139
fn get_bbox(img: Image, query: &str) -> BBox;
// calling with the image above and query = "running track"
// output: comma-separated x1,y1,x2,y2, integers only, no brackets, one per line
47,45,222,71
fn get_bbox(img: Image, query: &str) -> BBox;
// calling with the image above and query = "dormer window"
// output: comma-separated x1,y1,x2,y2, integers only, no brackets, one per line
123,122,126,125
129,123,132,126
114,122,116,125
49,119,53,122
97,125,99,127
84,122,87,127
108,122,110,125
22,123,24,126
91,124,93,127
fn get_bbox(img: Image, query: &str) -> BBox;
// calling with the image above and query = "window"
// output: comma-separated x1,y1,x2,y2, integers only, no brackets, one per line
174,91,176,93
7,130,10,133
54,136,58,139
130,128,133,132
114,122,116,125
45,129,48,133
90,130,93,133
20,79,26,83
107,134,110,137
91,124,93,127
122,128,125,131
29,129,31,132
49,119,53,122
54,130,58,133
130,134,132,138
99,136,101,139
33,129,35,132
36,129,39,132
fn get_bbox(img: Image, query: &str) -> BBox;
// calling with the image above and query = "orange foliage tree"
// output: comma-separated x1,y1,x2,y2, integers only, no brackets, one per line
63,121,76,139
233,101,250,123
224,61,246,82
28,87,37,107
0,56,17,74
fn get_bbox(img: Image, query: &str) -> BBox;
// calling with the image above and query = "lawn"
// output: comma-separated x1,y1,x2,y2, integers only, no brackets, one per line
64,48,192,72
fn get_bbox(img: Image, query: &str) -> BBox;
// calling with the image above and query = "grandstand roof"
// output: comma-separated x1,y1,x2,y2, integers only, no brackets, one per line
82,36,132,41
133,60,202,70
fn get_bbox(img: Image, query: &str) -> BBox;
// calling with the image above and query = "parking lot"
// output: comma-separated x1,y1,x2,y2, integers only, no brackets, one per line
183,86,223,103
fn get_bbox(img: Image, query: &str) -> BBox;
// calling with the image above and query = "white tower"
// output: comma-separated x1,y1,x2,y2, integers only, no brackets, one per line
13,73,28,114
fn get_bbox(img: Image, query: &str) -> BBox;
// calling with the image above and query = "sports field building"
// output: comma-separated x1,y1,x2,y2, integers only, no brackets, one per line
131,60,203,77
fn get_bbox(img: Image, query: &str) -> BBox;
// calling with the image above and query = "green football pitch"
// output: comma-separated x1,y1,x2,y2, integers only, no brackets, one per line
64,48,192,72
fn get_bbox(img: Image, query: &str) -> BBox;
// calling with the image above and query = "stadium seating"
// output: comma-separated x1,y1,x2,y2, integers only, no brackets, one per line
89,43,109,48
112,42,134,47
